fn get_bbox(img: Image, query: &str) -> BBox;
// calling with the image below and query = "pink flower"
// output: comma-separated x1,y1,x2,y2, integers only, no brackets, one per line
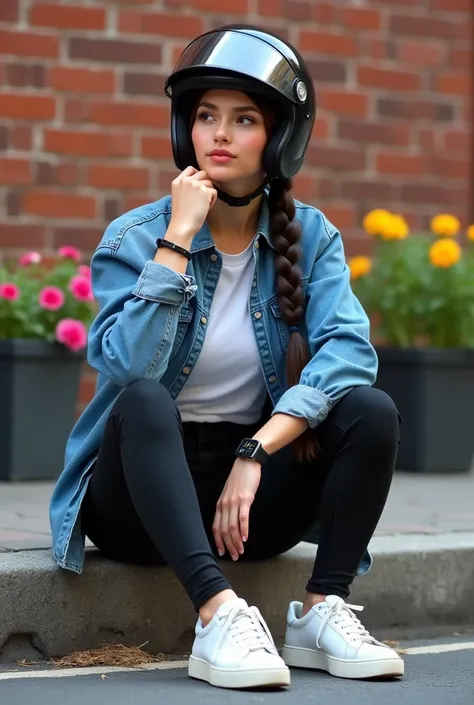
39,286,65,311
77,265,91,279
0,283,20,301
55,318,87,351
19,251,42,267
58,245,82,262
68,275,93,302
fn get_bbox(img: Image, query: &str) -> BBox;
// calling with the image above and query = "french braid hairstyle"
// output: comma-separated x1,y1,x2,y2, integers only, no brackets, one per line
268,177,318,463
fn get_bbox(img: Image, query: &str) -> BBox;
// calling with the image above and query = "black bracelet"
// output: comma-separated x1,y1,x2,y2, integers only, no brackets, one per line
156,238,192,261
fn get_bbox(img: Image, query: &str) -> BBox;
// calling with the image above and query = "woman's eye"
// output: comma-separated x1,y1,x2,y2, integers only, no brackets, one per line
237,116,255,125
197,112,213,122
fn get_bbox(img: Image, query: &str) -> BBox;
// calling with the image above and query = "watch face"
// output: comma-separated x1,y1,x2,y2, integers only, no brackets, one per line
237,439,259,459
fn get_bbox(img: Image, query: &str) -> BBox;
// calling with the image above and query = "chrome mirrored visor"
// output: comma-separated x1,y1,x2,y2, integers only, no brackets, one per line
168,30,306,104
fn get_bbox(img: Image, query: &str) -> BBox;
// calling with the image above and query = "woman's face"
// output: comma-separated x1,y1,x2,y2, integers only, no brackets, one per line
191,89,268,194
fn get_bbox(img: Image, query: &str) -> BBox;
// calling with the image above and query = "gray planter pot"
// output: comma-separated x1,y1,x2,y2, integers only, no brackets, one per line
0,339,84,481
374,347,474,473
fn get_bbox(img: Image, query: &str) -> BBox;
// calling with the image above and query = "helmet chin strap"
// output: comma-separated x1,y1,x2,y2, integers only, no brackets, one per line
213,176,271,208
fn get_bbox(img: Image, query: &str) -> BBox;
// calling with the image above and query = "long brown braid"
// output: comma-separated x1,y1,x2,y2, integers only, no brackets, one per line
268,177,318,463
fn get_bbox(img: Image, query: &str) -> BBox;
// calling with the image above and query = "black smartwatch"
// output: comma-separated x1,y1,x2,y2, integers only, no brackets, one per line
235,438,270,465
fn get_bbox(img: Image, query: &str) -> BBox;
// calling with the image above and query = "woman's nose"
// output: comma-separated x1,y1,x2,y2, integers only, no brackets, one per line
214,120,231,143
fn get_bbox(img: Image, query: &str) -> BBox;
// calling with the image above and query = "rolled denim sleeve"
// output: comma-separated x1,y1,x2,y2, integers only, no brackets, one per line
87,242,196,388
272,220,378,428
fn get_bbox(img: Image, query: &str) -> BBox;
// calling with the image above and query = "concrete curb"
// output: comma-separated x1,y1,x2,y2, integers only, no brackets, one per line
1,533,474,662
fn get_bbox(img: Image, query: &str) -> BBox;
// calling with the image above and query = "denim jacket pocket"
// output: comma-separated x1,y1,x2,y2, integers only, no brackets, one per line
170,302,194,360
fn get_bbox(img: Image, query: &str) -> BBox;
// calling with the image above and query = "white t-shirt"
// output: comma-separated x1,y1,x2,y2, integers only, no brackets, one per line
176,239,268,424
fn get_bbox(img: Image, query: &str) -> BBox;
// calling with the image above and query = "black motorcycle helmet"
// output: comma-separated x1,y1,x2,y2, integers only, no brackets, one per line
164,25,316,207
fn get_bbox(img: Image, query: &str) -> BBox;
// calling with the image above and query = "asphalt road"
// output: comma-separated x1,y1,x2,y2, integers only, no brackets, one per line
1,637,473,705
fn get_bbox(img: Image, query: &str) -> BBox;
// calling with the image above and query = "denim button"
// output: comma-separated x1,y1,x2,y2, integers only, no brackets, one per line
269,375,277,383
201,316,207,325
183,367,191,375
210,253,218,262
254,311,262,319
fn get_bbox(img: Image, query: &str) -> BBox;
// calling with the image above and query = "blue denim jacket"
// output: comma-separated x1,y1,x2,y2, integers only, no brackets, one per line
49,194,378,574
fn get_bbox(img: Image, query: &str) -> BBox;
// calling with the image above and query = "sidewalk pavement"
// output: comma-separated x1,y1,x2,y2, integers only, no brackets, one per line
1,471,474,661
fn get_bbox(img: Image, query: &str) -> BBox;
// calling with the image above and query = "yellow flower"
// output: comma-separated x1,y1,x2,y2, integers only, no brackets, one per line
362,209,393,237
430,213,460,238
429,238,462,268
380,214,409,241
349,256,372,280
466,224,474,241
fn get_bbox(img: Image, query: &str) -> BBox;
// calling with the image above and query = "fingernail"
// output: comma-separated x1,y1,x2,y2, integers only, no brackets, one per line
232,554,238,561
242,536,247,543
218,550,224,557
239,548,244,555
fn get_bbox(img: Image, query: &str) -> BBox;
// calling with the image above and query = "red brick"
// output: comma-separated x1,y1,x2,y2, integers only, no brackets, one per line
451,49,472,69
338,120,411,146
376,153,424,175
341,180,399,203
0,94,55,120
0,223,46,248
88,101,169,128
311,2,338,23
53,227,103,250
141,136,173,160
436,73,471,95
69,37,161,64
123,72,167,96
24,191,96,218
5,62,47,88
44,129,133,158
87,165,150,190
306,145,366,170
444,129,470,152
312,117,330,140
304,60,346,82
50,67,116,94
0,0,18,22
299,30,358,56
0,126,8,150
125,195,155,211
0,29,59,58
428,156,470,180
280,0,312,20
321,205,357,229
341,8,382,30
0,157,32,185
258,0,282,16
30,4,106,30
11,127,32,150
36,161,79,187
164,0,248,12
400,182,467,206
292,173,318,201
319,90,368,117
364,39,390,59
357,66,421,91
390,14,467,40
431,0,470,10
378,98,454,121
418,127,436,151
118,11,203,37
397,40,446,66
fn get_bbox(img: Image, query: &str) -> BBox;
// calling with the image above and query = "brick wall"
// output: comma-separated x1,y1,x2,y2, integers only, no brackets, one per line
0,0,472,409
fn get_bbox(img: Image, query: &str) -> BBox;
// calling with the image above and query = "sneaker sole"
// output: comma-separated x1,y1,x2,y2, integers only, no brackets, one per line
282,645,404,679
188,655,291,689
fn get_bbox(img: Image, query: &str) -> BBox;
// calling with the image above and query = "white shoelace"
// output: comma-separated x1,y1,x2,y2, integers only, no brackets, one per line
316,598,385,649
221,605,277,654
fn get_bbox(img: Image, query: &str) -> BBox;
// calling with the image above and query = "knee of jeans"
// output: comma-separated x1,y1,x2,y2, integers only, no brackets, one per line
349,386,400,445
116,379,177,424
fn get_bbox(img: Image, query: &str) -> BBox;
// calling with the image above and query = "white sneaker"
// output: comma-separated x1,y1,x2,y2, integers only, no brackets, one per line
282,595,404,679
189,598,291,689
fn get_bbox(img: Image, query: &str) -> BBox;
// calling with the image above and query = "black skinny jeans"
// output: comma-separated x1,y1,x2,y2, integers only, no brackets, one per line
81,380,400,612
